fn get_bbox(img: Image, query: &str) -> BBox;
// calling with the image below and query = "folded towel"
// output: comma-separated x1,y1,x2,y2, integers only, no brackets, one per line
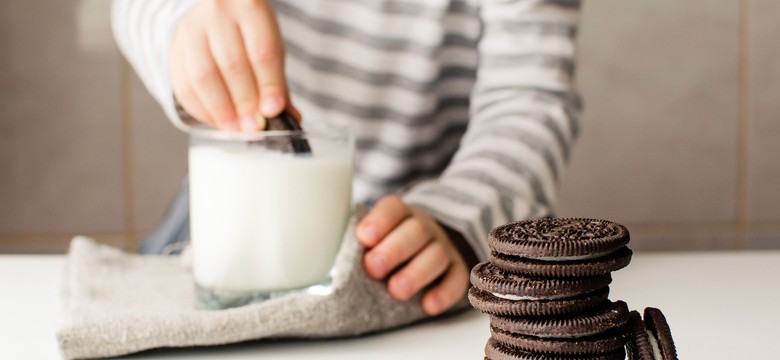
57,216,469,359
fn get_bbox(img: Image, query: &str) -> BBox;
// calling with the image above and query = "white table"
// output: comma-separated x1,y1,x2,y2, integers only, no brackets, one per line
1,251,779,359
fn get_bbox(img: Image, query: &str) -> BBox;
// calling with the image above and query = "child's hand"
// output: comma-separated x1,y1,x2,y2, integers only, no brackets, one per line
169,0,294,131
356,195,469,316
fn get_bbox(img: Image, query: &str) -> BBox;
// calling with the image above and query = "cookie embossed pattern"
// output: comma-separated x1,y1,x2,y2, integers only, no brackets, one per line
468,218,678,360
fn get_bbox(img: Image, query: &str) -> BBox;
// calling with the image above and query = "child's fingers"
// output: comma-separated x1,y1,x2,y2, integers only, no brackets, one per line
357,200,471,315
171,45,214,127
207,21,260,131
387,241,450,301
356,195,411,247
363,217,432,280
238,0,287,118
421,258,469,316
183,28,237,130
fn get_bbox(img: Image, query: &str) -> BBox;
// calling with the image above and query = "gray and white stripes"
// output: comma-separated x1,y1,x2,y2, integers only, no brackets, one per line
112,0,581,262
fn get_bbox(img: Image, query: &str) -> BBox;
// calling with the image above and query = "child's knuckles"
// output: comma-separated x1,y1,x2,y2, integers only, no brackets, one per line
391,272,421,299
427,242,449,264
407,218,433,242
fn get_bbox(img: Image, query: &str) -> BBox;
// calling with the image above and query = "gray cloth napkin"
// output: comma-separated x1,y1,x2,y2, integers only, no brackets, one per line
57,217,469,359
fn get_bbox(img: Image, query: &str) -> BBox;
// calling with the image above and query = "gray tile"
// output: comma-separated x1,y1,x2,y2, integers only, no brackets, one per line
747,0,780,222
747,234,780,250
556,0,741,225
746,223,780,250
628,226,738,252
0,0,124,233
130,73,189,236
0,234,128,254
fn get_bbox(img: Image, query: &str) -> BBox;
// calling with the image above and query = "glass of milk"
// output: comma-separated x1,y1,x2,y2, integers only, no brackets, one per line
188,123,354,309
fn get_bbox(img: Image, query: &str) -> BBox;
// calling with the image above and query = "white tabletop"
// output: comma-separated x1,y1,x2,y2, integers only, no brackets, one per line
1,251,779,359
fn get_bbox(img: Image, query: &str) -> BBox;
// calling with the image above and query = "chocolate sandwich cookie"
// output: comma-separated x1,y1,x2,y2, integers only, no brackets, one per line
264,110,311,154
490,325,629,356
468,287,610,317
470,262,612,301
488,218,630,260
485,337,626,360
643,308,678,360
490,301,630,339
627,311,653,360
490,247,632,278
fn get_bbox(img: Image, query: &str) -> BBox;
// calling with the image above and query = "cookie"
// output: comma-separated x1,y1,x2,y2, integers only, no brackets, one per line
490,247,632,278
490,301,629,339
263,110,311,154
627,310,653,360
468,287,610,317
470,262,612,300
490,325,629,356
488,218,629,260
485,337,626,360
643,308,678,360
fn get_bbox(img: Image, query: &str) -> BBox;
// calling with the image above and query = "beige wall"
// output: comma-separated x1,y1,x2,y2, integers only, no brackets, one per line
557,0,780,251
1,0,777,253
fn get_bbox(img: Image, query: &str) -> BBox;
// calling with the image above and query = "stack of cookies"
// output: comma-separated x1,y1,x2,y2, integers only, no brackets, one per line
468,218,635,359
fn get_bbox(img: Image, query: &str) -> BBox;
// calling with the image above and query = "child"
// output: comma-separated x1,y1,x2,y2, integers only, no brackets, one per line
112,0,581,316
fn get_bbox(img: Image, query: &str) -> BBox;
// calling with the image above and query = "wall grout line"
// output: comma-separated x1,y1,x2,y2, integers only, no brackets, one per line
9,221,780,238
0,233,129,254
626,223,736,234
626,221,779,232
120,58,137,251
0,232,141,238
736,0,752,250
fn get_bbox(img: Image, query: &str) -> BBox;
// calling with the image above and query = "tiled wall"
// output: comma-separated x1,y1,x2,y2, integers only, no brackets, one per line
1,0,777,253
0,0,188,253
556,0,780,251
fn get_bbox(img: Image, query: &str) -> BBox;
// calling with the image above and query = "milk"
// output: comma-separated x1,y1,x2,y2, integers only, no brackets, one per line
189,140,353,293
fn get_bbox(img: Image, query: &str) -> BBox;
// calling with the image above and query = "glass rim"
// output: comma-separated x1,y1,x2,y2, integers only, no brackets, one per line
187,122,354,142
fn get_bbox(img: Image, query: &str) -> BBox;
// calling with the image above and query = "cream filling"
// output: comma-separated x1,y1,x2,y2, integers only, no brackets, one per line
647,330,663,360
530,249,616,261
491,292,571,301
537,327,604,339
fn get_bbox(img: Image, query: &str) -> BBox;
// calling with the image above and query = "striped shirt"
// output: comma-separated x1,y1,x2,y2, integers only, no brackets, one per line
111,0,582,262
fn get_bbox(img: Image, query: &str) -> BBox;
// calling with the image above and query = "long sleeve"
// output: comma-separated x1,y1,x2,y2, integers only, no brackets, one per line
111,0,199,130
112,0,581,263
403,0,582,262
